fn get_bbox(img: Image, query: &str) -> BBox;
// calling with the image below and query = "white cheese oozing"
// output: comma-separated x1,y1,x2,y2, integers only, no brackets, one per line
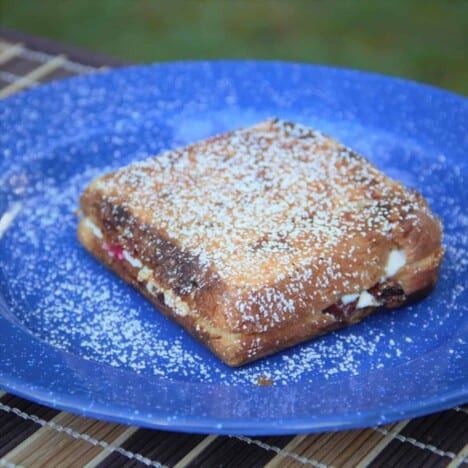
137,266,153,282
384,249,406,279
161,288,190,317
136,265,189,317
338,249,406,310
357,290,381,308
86,223,189,317
144,273,189,317
86,217,141,267
340,291,380,309
122,250,143,268
341,293,359,305
84,218,103,239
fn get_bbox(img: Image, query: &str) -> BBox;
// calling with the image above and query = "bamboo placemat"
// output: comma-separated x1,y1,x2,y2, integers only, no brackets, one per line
0,29,467,468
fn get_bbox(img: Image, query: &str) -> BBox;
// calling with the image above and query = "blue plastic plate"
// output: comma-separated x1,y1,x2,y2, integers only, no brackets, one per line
0,62,466,435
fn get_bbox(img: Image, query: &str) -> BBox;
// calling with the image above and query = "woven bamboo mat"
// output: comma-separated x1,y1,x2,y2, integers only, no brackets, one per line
0,29,467,468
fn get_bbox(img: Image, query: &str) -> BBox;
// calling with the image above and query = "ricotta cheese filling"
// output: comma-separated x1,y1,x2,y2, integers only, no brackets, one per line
341,290,380,308
341,293,359,305
122,249,142,268
86,220,190,317
85,219,406,315
356,290,380,308
340,248,407,308
136,266,190,316
84,217,103,239
383,249,407,278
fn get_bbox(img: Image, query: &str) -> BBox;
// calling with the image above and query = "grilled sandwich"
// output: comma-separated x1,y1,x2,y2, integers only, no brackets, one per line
78,119,444,366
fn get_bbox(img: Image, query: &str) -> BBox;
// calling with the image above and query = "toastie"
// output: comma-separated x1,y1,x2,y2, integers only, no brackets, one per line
78,119,444,366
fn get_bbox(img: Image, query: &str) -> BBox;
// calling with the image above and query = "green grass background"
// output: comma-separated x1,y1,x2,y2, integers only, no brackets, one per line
1,0,467,94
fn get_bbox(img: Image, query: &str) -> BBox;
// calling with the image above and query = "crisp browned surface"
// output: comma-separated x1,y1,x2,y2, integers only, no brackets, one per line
78,119,444,366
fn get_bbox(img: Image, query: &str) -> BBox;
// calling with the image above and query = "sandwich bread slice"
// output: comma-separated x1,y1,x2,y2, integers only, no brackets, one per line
78,119,444,366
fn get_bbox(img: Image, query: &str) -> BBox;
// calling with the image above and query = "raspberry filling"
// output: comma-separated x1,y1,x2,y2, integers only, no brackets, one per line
324,299,358,320
324,283,406,321
102,241,125,260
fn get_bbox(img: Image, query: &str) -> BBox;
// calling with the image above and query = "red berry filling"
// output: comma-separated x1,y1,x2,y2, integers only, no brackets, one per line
102,241,125,261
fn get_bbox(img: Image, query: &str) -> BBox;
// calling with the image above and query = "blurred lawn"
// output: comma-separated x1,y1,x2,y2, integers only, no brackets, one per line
1,0,466,94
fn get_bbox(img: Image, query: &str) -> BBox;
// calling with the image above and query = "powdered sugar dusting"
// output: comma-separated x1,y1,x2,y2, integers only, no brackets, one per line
83,118,439,342
1,58,467,399
0,116,465,386
95,119,424,287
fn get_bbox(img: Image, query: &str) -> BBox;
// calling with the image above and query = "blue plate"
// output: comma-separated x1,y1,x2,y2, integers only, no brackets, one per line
0,62,467,435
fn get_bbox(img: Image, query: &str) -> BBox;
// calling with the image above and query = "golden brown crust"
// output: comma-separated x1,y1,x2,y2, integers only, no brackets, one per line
77,118,444,366
78,217,439,366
